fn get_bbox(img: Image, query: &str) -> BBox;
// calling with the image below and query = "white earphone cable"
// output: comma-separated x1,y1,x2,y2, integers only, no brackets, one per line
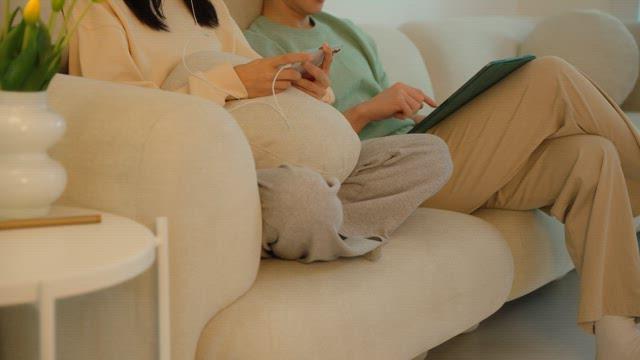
183,0,292,128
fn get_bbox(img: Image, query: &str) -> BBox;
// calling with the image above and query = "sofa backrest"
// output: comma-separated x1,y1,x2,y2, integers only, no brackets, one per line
225,0,263,29
358,24,435,111
324,0,518,28
401,17,537,101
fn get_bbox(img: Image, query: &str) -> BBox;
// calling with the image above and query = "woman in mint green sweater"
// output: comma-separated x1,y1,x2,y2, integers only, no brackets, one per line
244,0,640,358
244,6,437,140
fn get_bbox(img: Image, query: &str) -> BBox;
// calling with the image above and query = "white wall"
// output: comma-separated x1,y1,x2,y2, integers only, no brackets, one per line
324,0,639,25
517,0,639,22
324,0,517,27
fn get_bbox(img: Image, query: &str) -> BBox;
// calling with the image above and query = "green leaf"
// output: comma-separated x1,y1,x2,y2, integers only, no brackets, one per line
23,49,60,91
0,21,26,79
39,53,62,90
36,21,52,64
1,24,40,90
8,7,21,28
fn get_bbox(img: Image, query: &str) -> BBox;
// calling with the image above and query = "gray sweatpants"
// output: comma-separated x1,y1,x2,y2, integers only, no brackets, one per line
258,133,453,263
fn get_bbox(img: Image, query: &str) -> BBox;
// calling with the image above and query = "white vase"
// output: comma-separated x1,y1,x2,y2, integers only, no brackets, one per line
0,91,67,220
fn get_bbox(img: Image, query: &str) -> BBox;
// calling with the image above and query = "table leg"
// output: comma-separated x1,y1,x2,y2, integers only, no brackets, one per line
38,284,55,360
155,217,171,360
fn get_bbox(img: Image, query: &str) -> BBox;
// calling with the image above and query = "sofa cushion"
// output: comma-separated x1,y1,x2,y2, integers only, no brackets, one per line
358,24,436,117
196,208,513,360
164,51,361,182
400,17,536,101
472,209,573,301
520,10,640,105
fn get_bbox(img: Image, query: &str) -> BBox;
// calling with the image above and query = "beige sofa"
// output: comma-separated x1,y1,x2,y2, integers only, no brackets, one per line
2,1,639,360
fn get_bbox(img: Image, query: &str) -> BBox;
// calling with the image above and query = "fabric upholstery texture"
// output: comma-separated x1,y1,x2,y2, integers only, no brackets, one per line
520,10,640,105
473,209,573,300
34,75,260,360
630,112,640,130
196,208,513,360
400,17,537,101
623,23,640,112
224,0,262,30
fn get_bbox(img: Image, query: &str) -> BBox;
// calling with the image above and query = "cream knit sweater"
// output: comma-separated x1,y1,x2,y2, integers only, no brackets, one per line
68,0,260,105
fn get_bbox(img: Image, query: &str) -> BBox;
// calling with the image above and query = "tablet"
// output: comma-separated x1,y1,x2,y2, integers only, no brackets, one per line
409,55,536,134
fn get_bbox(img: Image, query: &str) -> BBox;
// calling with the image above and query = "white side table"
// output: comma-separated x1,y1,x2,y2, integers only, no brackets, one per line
0,206,170,360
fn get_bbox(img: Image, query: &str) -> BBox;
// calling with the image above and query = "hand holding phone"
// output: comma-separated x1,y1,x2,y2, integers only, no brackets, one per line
291,44,341,100
288,44,341,74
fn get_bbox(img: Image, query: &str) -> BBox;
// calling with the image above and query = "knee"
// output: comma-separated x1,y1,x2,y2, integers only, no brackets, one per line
258,165,343,232
410,134,454,186
578,136,619,163
529,55,575,77
571,136,621,185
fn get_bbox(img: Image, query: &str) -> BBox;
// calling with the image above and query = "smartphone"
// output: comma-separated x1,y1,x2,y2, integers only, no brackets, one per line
290,46,341,73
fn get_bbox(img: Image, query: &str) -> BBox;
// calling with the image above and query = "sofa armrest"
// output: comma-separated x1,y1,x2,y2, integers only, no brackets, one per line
623,22,640,111
47,74,262,360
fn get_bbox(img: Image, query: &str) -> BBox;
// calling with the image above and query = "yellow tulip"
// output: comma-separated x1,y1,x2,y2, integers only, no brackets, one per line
23,0,41,25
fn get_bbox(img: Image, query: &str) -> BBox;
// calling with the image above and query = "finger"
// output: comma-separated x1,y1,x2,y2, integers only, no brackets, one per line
275,80,293,91
295,85,322,100
405,95,422,114
295,78,326,98
302,62,330,87
320,43,334,73
402,84,438,108
276,68,302,82
398,95,414,118
400,83,428,103
270,52,313,67
423,93,438,108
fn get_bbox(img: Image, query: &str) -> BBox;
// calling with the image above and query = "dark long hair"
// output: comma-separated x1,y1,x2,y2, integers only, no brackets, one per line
123,0,219,31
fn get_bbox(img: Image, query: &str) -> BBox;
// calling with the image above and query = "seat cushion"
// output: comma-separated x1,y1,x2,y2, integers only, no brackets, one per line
473,209,574,300
196,208,513,360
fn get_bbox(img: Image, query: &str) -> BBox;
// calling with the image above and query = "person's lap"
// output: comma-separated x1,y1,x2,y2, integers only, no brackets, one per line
423,56,640,215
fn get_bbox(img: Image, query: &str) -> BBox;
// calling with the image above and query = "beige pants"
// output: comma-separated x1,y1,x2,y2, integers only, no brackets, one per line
425,56,640,332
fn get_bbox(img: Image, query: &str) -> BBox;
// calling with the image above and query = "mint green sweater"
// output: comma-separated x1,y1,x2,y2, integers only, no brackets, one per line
244,13,414,140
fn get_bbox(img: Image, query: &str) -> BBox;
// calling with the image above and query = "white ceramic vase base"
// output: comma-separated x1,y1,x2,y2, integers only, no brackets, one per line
0,91,67,221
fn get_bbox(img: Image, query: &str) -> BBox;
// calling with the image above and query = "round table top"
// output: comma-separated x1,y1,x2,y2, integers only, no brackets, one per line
0,207,156,306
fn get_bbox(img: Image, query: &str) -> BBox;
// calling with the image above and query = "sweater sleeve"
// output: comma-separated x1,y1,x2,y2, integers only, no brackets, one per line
69,23,158,89
69,1,251,105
